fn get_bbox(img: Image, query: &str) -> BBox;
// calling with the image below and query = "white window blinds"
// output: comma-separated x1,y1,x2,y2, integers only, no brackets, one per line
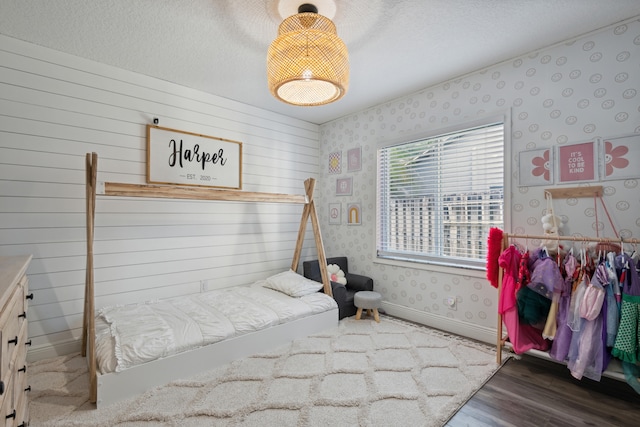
377,121,504,269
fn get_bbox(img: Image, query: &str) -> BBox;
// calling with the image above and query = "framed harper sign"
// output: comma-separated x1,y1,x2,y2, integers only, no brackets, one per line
147,125,242,189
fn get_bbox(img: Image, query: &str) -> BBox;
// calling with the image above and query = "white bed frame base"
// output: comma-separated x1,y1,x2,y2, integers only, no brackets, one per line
96,309,338,407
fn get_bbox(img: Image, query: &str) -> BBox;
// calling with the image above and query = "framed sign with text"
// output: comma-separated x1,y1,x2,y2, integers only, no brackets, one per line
147,125,242,189
556,141,597,183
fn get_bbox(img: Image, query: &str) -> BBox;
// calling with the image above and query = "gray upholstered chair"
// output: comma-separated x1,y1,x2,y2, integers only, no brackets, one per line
303,256,373,319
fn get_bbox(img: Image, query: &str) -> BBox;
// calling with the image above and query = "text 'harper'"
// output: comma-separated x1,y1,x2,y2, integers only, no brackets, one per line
168,139,227,170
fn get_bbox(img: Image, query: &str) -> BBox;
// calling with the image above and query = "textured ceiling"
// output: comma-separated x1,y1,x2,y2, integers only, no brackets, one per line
1,0,640,125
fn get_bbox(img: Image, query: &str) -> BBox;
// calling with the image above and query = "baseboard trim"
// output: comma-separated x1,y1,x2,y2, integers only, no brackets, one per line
381,302,497,345
27,339,81,363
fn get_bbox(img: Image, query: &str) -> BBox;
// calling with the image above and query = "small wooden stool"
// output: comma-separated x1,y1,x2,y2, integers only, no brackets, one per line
354,291,382,322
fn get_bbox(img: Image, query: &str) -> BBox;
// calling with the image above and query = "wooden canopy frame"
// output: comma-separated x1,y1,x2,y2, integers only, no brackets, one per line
82,152,332,403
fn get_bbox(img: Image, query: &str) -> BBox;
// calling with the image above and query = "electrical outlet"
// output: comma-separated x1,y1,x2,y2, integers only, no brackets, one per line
445,296,457,310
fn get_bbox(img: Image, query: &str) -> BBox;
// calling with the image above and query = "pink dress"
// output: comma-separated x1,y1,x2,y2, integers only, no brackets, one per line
499,245,549,354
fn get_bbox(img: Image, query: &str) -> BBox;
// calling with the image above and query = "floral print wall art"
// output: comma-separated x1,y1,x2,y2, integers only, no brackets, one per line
602,134,636,181
519,148,553,186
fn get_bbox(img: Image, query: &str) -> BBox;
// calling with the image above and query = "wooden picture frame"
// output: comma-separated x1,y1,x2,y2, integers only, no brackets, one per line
147,125,242,189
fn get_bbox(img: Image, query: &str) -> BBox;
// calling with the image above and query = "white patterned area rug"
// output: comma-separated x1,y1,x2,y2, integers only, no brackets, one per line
28,316,499,426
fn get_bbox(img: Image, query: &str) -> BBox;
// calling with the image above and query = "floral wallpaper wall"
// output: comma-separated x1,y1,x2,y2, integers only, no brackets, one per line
316,17,640,336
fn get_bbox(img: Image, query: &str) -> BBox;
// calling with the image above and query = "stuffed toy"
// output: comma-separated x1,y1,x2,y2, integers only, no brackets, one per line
541,193,564,254
327,264,347,285
541,212,563,234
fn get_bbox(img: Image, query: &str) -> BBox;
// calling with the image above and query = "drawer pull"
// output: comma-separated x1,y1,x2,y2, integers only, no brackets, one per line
26,293,34,300
25,385,31,392
18,365,26,373
25,339,32,347
8,336,18,345
6,409,16,420
18,311,27,318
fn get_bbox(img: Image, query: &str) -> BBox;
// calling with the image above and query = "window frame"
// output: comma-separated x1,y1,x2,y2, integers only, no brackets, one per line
375,111,512,272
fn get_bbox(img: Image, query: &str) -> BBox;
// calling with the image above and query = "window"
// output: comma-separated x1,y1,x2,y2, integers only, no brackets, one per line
377,119,504,269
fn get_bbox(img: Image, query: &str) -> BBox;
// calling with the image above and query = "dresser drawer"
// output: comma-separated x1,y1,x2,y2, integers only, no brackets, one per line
0,291,21,384
0,374,13,427
0,256,31,427
12,323,28,418
17,276,30,317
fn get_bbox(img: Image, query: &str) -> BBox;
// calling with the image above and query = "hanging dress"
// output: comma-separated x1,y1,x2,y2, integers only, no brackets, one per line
549,253,578,362
567,262,607,381
517,248,556,327
611,254,640,395
543,252,567,340
498,245,548,354
612,254,640,363
605,252,620,347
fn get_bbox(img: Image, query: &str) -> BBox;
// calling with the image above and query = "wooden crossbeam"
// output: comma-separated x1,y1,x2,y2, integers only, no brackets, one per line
102,182,307,204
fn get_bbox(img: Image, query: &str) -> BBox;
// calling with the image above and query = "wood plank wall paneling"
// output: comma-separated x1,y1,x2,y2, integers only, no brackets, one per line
0,35,322,358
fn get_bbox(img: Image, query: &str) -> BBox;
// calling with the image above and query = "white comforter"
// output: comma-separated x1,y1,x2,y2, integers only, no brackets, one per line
95,282,337,374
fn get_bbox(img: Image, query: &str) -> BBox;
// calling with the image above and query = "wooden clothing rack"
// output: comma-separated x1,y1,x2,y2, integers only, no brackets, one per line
496,232,640,377
82,152,332,403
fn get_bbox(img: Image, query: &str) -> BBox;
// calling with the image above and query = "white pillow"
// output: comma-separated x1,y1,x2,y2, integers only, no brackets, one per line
264,269,323,297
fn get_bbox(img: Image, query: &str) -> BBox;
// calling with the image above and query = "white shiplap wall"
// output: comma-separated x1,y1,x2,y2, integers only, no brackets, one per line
0,35,321,360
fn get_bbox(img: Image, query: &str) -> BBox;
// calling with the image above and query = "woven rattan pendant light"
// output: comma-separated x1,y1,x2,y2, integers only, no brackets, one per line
267,3,349,106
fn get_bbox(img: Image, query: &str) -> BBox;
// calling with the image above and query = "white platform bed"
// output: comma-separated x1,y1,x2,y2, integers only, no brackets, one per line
83,152,336,408
93,280,338,407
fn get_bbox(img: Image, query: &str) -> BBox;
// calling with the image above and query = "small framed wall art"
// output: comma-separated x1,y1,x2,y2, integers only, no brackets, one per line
347,146,362,172
556,140,598,183
328,203,341,225
336,177,353,196
347,203,361,225
518,148,553,186
601,134,637,181
328,151,342,174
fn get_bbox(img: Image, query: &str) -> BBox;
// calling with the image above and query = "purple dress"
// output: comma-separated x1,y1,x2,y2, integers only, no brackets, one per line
549,254,577,362
567,263,608,381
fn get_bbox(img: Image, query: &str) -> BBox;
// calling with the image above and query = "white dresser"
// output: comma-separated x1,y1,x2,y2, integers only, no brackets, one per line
0,256,32,427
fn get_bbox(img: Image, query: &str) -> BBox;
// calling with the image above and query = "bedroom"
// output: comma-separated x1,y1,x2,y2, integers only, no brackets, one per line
1,0,639,424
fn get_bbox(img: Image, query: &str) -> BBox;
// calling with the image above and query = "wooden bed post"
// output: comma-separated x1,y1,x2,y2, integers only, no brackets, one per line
291,178,332,297
83,152,98,403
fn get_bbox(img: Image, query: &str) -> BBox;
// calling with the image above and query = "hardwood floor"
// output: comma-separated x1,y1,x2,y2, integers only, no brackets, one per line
445,354,639,427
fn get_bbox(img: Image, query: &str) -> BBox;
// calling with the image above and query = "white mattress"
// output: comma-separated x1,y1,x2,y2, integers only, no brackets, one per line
95,281,337,374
